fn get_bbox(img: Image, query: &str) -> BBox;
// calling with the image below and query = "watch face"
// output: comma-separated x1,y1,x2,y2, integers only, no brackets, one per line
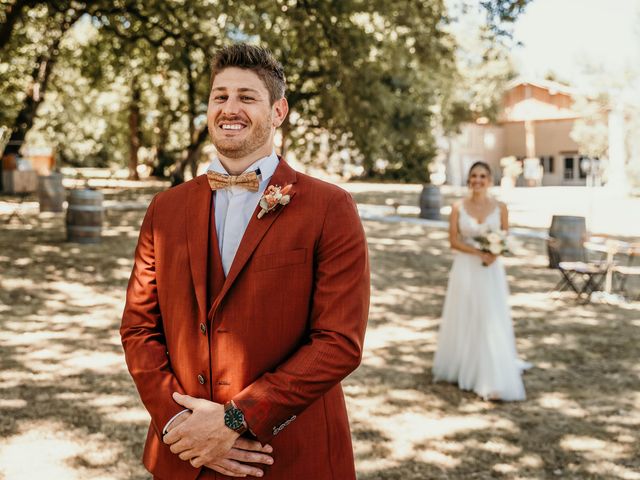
225,406,244,431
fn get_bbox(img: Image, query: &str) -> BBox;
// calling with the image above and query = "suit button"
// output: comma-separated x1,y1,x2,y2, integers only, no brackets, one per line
200,323,207,334
197,374,205,385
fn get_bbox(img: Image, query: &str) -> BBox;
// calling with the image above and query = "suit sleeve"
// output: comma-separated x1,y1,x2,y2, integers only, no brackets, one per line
120,196,187,436
233,189,370,442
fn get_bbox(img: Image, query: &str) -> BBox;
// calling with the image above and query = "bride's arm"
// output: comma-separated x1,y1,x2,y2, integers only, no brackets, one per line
448,203,484,257
500,202,509,232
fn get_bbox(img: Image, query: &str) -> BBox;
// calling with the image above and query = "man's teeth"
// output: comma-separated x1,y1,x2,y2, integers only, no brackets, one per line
222,124,243,130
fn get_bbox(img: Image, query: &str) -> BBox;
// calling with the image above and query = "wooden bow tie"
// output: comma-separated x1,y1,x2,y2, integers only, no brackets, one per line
207,170,260,192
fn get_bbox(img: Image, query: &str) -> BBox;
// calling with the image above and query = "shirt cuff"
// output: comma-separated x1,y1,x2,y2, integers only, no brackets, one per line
162,409,190,435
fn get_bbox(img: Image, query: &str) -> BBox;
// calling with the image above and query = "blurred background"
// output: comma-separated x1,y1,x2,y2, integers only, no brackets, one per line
1,1,639,479
1,0,637,191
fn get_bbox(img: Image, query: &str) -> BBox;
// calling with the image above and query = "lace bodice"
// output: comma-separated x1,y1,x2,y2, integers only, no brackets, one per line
458,202,501,244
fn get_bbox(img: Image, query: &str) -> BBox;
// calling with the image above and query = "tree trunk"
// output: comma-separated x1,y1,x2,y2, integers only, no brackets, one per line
128,78,141,180
4,6,79,155
170,51,204,185
185,50,199,178
150,77,173,178
170,126,208,186
361,156,375,178
5,56,56,155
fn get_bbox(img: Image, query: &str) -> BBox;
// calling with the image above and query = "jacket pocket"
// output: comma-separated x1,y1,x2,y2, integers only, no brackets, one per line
253,248,307,272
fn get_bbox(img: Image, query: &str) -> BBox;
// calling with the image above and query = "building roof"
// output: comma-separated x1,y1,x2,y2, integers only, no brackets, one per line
506,77,580,97
500,77,582,122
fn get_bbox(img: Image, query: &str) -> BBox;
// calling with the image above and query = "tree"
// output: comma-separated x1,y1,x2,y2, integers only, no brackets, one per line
1,0,533,182
442,0,520,130
0,3,85,156
479,0,531,33
88,1,222,180
210,0,457,181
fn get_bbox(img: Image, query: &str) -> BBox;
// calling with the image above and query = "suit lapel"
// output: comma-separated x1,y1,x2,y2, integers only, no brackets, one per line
208,194,226,315
186,175,212,322
212,159,298,311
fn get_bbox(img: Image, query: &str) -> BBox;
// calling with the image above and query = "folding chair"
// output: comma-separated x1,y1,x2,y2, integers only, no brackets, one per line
547,238,607,302
613,265,640,301
614,243,640,297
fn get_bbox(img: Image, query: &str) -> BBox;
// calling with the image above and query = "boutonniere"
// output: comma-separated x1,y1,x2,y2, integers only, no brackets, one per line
257,184,293,219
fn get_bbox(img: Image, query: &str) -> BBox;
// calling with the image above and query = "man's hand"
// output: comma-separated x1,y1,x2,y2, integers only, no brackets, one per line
163,392,239,468
165,409,191,433
207,438,274,478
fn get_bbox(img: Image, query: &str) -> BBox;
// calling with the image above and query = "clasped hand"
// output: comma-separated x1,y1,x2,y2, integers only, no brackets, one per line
163,392,273,477
480,251,497,266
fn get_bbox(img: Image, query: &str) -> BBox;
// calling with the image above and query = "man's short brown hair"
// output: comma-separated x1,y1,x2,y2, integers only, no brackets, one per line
210,43,286,105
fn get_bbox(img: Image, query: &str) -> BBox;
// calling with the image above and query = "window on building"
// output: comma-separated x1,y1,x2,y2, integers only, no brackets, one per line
564,157,574,180
540,156,554,173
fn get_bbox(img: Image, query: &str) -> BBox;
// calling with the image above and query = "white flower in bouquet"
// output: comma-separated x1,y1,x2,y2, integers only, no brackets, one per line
487,232,502,244
489,242,503,255
473,228,511,265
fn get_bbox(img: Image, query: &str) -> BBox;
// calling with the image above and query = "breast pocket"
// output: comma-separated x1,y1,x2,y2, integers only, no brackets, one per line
253,248,308,272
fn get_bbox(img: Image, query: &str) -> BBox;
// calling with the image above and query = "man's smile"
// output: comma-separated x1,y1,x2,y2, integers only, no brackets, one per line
218,120,248,134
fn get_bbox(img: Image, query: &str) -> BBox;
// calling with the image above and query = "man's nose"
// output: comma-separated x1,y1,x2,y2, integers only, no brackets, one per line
221,96,241,115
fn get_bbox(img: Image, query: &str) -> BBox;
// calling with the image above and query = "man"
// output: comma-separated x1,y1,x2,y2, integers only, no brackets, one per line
120,43,370,480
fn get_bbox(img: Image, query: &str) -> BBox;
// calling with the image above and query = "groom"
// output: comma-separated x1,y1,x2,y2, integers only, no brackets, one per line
120,43,370,479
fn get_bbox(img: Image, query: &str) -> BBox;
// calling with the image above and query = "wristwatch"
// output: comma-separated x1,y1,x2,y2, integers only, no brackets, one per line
224,401,248,435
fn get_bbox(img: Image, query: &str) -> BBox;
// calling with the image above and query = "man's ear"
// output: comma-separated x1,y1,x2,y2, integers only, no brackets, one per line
271,97,289,128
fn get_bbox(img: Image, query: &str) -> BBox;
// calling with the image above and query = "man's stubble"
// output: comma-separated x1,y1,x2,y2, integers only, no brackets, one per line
210,114,273,160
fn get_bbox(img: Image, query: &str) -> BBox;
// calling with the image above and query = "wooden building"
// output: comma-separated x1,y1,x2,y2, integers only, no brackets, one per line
446,79,595,186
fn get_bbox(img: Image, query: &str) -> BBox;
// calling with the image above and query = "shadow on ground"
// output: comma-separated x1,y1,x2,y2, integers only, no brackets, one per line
0,206,151,479
1,188,639,479
348,219,640,480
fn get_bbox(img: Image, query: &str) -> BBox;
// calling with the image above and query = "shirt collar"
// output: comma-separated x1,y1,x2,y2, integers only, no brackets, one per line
207,150,279,183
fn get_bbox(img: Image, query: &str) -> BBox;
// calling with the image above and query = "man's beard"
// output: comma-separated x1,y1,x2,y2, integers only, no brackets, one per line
211,116,272,159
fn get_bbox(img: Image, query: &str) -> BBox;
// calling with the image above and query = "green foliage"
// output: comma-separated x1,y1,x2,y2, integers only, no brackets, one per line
442,0,519,133
0,0,531,182
0,4,51,126
480,0,532,34
218,0,455,181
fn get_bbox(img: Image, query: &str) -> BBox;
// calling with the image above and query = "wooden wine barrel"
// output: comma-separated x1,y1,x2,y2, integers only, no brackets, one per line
419,184,442,220
38,173,65,212
66,189,103,243
548,215,587,267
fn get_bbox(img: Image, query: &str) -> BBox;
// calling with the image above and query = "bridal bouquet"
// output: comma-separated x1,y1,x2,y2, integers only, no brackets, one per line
473,228,511,265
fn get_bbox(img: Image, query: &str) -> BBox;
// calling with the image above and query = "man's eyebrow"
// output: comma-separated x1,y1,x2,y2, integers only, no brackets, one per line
211,86,261,94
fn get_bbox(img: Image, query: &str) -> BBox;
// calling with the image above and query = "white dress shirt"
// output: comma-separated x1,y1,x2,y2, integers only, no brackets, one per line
162,150,279,434
208,150,280,275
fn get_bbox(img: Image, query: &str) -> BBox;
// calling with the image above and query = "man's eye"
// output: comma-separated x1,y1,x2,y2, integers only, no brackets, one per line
213,95,227,102
241,96,255,101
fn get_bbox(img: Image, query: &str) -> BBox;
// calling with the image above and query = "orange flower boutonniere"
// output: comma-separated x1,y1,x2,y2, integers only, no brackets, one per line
257,184,292,219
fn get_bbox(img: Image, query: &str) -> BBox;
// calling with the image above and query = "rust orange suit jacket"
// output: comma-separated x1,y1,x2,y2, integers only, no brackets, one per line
120,160,370,480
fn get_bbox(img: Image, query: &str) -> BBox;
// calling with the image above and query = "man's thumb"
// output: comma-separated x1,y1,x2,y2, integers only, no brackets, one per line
173,392,198,409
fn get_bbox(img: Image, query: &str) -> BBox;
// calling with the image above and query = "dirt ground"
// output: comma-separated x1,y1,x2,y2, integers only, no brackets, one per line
0,184,639,480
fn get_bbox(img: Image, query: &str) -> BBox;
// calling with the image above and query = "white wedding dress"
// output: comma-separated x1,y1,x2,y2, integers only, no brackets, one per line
432,203,528,401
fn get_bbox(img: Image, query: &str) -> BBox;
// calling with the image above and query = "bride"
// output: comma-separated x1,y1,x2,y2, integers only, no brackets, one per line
432,161,529,401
